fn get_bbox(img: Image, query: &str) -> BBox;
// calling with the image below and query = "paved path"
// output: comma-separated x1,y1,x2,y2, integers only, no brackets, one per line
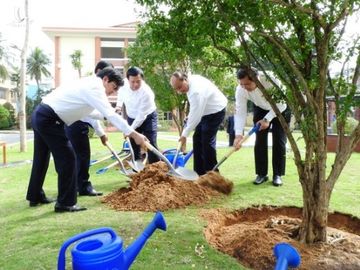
0,131,34,145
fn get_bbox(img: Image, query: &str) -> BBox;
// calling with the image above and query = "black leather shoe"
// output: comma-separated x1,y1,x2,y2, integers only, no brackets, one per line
253,175,268,185
272,175,283,186
79,186,103,196
54,203,87,213
29,197,56,207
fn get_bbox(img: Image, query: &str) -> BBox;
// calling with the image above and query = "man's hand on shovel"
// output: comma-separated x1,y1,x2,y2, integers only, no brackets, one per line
128,131,149,148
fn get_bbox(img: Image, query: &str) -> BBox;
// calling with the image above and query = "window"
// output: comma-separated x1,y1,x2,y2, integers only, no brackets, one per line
101,38,126,60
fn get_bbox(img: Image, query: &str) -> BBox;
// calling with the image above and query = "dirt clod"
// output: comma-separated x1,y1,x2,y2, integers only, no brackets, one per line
102,162,233,212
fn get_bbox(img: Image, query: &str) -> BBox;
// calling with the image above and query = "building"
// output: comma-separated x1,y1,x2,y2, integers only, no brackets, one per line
0,80,17,108
42,22,138,105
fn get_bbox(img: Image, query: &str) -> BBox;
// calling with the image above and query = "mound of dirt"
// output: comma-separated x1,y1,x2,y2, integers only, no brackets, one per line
102,162,233,212
201,206,360,270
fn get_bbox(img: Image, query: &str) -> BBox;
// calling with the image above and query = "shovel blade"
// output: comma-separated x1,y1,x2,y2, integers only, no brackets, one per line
127,160,145,172
169,167,199,181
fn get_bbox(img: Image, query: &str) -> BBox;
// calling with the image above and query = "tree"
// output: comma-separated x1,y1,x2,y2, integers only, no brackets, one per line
136,0,360,243
18,0,30,152
70,50,83,78
128,22,235,135
0,34,9,81
26,47,51,93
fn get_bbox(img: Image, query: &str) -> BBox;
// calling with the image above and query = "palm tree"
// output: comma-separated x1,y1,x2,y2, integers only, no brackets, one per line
0,35,9,81
70,49,83,78
26,47,51,92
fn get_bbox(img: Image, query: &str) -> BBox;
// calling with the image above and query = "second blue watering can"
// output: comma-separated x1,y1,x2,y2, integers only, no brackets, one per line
57,211,167,270
163,149,193,168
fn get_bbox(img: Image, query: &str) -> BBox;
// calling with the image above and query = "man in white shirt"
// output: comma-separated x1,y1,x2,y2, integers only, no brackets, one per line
233,68,291,186
26,67,147,212
65,60,112,197
116,67,160,163
170,71,228,175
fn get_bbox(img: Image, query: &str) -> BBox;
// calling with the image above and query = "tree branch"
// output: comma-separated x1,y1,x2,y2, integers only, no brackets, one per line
327,0,350,32
269,0,326,28
249,30,318,110
352,47,360,85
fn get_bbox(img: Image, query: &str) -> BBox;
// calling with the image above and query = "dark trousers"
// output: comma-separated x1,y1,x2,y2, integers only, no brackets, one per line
65,121,91,191
26,104,77,206
127,111,160,164
228,132,235,146
253,105,291,177
193,108,225,175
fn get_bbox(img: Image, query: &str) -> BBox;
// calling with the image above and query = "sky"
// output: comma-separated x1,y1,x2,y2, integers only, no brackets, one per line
0,0,144,55
1,0,359,73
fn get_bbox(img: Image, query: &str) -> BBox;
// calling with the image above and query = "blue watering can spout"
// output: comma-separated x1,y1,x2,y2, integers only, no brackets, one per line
183,150,193,164
273,242,301,270
57,212,166,270
123,212,167,268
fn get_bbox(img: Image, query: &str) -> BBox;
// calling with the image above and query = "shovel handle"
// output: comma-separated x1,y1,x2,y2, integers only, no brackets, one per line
105,142,131,177
96,161,119,174
89,153,114,166
172,141,182,167
212,124,260,171
145,141,175,169
126,137,137,163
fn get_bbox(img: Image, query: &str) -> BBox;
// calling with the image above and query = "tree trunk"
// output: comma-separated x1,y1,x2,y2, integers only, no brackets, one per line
298,163,330,243
19,0,29,152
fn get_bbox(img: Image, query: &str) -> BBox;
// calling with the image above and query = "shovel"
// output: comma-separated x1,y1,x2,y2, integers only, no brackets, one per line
89,153,114,166
172,142,182,167
96,160,120,175
96,152,131,174
126,137,146,172
212,124,260,171
105,142,134,177
145,141,199,181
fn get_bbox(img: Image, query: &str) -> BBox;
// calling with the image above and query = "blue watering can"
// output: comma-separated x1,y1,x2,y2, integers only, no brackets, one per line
273,242,301,270
163,149,193,168
57,211,167,270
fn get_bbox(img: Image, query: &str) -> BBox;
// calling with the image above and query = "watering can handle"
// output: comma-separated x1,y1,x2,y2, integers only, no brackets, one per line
162,148,177,155
57,227,117,270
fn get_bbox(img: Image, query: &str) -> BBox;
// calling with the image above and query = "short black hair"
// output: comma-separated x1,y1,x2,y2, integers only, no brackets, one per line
96,67,124,88
94,60,113,73
171,71,188,81
236,67,258,80
126,66,144,79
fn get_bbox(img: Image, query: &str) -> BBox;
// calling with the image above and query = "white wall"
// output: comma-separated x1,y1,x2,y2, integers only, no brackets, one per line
58,37,96,83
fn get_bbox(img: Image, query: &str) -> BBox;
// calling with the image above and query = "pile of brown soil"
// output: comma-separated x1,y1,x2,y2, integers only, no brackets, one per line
102,162,233,212
201,206,360,270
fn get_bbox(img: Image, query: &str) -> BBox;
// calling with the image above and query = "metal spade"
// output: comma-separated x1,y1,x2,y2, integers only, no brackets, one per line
126,137,146,172
105,142,134,177
145,141,199,181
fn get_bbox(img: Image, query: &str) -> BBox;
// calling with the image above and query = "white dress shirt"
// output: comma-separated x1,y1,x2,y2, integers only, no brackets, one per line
234,73,287,135
116,79,156,129
182,75,228,138
80,117,105,138
42,75,134,136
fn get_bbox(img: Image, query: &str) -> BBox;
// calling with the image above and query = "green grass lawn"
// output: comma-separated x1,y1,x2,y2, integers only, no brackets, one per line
0,130,359,270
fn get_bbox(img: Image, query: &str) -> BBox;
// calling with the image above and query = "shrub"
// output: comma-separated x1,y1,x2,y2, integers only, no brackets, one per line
3,102,16,127
331,117,359,135
0,105,10,129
